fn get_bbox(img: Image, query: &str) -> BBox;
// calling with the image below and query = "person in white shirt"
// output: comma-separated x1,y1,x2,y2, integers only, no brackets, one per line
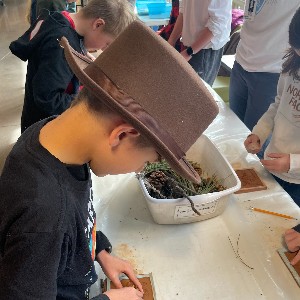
244,7,300,205
230,0,300,131
168,0,231,86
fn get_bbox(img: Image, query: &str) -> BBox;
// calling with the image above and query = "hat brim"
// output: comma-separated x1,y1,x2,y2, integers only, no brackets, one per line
59,37,200,184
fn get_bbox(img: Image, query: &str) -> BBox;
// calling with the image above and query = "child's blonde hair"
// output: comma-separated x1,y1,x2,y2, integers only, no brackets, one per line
81,0,136,37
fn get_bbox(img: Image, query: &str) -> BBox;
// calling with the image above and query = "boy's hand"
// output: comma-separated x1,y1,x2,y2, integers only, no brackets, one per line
104,287,144,300
284,229,300,265
260,153,290,173
97,250,143,294
244,134,261,154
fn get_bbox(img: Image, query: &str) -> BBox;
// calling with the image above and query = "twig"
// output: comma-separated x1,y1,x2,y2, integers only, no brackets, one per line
143,178,168,199
228,234,254,270
163,172,201,216
185,195,201,216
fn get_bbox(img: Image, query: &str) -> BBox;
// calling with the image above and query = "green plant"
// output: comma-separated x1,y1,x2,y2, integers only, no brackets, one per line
141,159,226,199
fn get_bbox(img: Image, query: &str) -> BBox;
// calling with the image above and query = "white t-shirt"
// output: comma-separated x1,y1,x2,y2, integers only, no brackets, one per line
252,73,300,184
179,0,232,50
236,0,300,73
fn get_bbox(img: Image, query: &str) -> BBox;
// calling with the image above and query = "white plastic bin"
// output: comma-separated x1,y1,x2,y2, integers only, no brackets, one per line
138,134,241,224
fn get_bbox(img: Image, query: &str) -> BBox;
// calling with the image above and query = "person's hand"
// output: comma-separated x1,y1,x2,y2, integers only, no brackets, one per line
285,229,300,265
97,250,143,293
244,134,261,154
260,153,290,173
104,286,144,300
180,49,191,61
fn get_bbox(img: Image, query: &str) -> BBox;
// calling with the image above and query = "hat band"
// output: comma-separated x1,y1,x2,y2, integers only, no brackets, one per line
82,62,185,160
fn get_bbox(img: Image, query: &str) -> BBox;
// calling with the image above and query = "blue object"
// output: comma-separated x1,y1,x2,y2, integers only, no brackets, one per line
147,2,171,19
136,0,166,16
151,25,159,31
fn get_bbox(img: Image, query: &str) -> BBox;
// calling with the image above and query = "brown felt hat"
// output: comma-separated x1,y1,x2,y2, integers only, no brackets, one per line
59,20,218,183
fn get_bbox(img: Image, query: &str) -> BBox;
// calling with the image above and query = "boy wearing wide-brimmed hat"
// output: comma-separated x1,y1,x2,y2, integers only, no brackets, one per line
10,0,135,133
0,21,218,299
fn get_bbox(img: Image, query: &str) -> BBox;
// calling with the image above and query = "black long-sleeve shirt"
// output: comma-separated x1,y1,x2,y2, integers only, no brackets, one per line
9,11,84,132
0,118,110,300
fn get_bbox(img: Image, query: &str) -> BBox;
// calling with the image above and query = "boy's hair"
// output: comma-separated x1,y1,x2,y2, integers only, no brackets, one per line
282,7,300,81
80,0,136,37
73,87,153,148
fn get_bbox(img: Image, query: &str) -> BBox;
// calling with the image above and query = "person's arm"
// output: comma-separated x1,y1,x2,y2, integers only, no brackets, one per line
95,230,112,256
96,250,144,300
181,27,213,60
32,38,77,116
260,152,300,174
94,231,143,299
251,74,284,145
205,0,231,49
181,0,231,60
0,231,66,299
168,12,183,47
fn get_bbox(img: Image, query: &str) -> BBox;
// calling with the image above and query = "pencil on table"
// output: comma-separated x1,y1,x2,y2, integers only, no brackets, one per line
250,207,298,220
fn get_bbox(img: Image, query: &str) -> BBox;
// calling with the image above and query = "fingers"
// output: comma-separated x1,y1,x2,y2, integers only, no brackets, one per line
244,135,260,154
104,286,144,300
261,158,280,171
284,229,300,265
110,276,123,289
136,289,144,298
260,159,274,170
267,153,284,159
261,154,290,172
126,271,144,293
291,250,300,265
285,228,296,237
285,229,300,252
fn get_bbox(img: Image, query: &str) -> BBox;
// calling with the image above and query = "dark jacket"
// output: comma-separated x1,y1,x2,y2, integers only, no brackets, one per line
0,118,110,300
10,12,84,132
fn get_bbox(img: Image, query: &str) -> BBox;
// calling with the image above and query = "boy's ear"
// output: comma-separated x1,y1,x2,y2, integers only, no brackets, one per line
93,18,105,30
109,124,140,147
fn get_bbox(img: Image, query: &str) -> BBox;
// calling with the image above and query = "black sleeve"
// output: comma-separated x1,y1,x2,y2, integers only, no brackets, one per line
0,231,65,300
95,231,112,257
293,224,300,233
31,37,75,116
